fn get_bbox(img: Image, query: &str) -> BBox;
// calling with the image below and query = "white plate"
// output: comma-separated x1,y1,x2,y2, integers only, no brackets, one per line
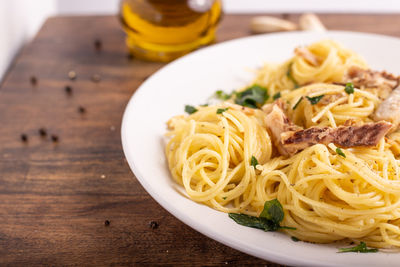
121,31,400,267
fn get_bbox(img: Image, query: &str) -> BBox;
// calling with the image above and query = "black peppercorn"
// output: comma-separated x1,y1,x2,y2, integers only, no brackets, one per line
65,85,72,94
149,221,159,229
38,128,47,137
127,53,134,60
94,39,102,51
51,135,59,142
21,134,28,142
78,106,86,114
30,76,37,86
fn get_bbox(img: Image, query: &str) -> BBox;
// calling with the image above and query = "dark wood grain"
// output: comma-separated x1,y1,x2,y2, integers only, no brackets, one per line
1,14,400,266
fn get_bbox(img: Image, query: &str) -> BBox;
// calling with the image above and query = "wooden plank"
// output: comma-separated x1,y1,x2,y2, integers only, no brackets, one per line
1,14,400,266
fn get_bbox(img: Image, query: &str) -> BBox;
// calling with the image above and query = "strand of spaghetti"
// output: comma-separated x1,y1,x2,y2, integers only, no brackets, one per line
181,118,230,200
380,223,400,246
165,40,400,248
274,147,400,215
326,110,337,127
311,97,347,123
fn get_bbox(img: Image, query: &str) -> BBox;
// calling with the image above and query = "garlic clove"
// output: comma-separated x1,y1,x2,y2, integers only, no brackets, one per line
250,16,298,33
299,13,326,32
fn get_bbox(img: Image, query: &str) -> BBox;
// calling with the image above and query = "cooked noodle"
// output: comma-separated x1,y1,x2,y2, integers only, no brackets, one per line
165,40,400,248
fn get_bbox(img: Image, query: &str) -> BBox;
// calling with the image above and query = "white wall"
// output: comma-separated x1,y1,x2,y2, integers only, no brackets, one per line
56,0,118,15
0,0,56,81
226,0,400,13
55,0,400,15
3,0,400,81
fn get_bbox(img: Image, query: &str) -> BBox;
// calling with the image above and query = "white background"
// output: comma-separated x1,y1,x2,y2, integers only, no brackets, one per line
2,0,400,80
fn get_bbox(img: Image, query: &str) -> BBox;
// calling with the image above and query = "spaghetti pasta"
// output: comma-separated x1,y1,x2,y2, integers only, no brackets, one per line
166,105,272,214
165,39,400,248
253,40,368,97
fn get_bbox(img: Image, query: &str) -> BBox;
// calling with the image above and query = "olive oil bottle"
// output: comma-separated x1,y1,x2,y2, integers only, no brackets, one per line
120,0,223,62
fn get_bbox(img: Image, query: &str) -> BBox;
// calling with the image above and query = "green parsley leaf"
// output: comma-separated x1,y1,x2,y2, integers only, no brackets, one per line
260,199,284,224
292,97,303,110
345,82,354,94
200,103,208,107
291,236,300,242
250,156,259,168
229,199,295,232
286,63,299,88
228,213,277,231
235,85,269,109
215,90,233,100
336,147,346,158
273,92,281,100
222,197,227,200
185,105,198,114
306,95,324,105
338,242,378,253
216,108,228,114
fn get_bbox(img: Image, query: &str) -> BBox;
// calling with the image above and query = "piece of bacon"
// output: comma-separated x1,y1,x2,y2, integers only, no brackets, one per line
281,121,392,152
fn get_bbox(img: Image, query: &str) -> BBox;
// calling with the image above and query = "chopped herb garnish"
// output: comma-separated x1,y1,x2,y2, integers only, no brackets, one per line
345,82,354,94
336,147,346,158
306,95,324,105
273,92,281,100
286,63,299,88
229,199,295,232
200,103,208,107
291,236,300,242
250,156,259,168
260,199,284,224
292,97,303,110
229,213,276,231
222,197,227,200
217,108,228,114
185,105,198,114
338,242,378,253
234,84,268,109
215,90,233,100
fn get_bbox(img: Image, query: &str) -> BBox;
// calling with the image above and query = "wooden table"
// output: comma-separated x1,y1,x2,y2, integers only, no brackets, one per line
1,14,400,266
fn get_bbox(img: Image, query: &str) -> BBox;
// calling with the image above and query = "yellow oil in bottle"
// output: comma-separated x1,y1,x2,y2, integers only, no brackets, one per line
119,0,223,62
